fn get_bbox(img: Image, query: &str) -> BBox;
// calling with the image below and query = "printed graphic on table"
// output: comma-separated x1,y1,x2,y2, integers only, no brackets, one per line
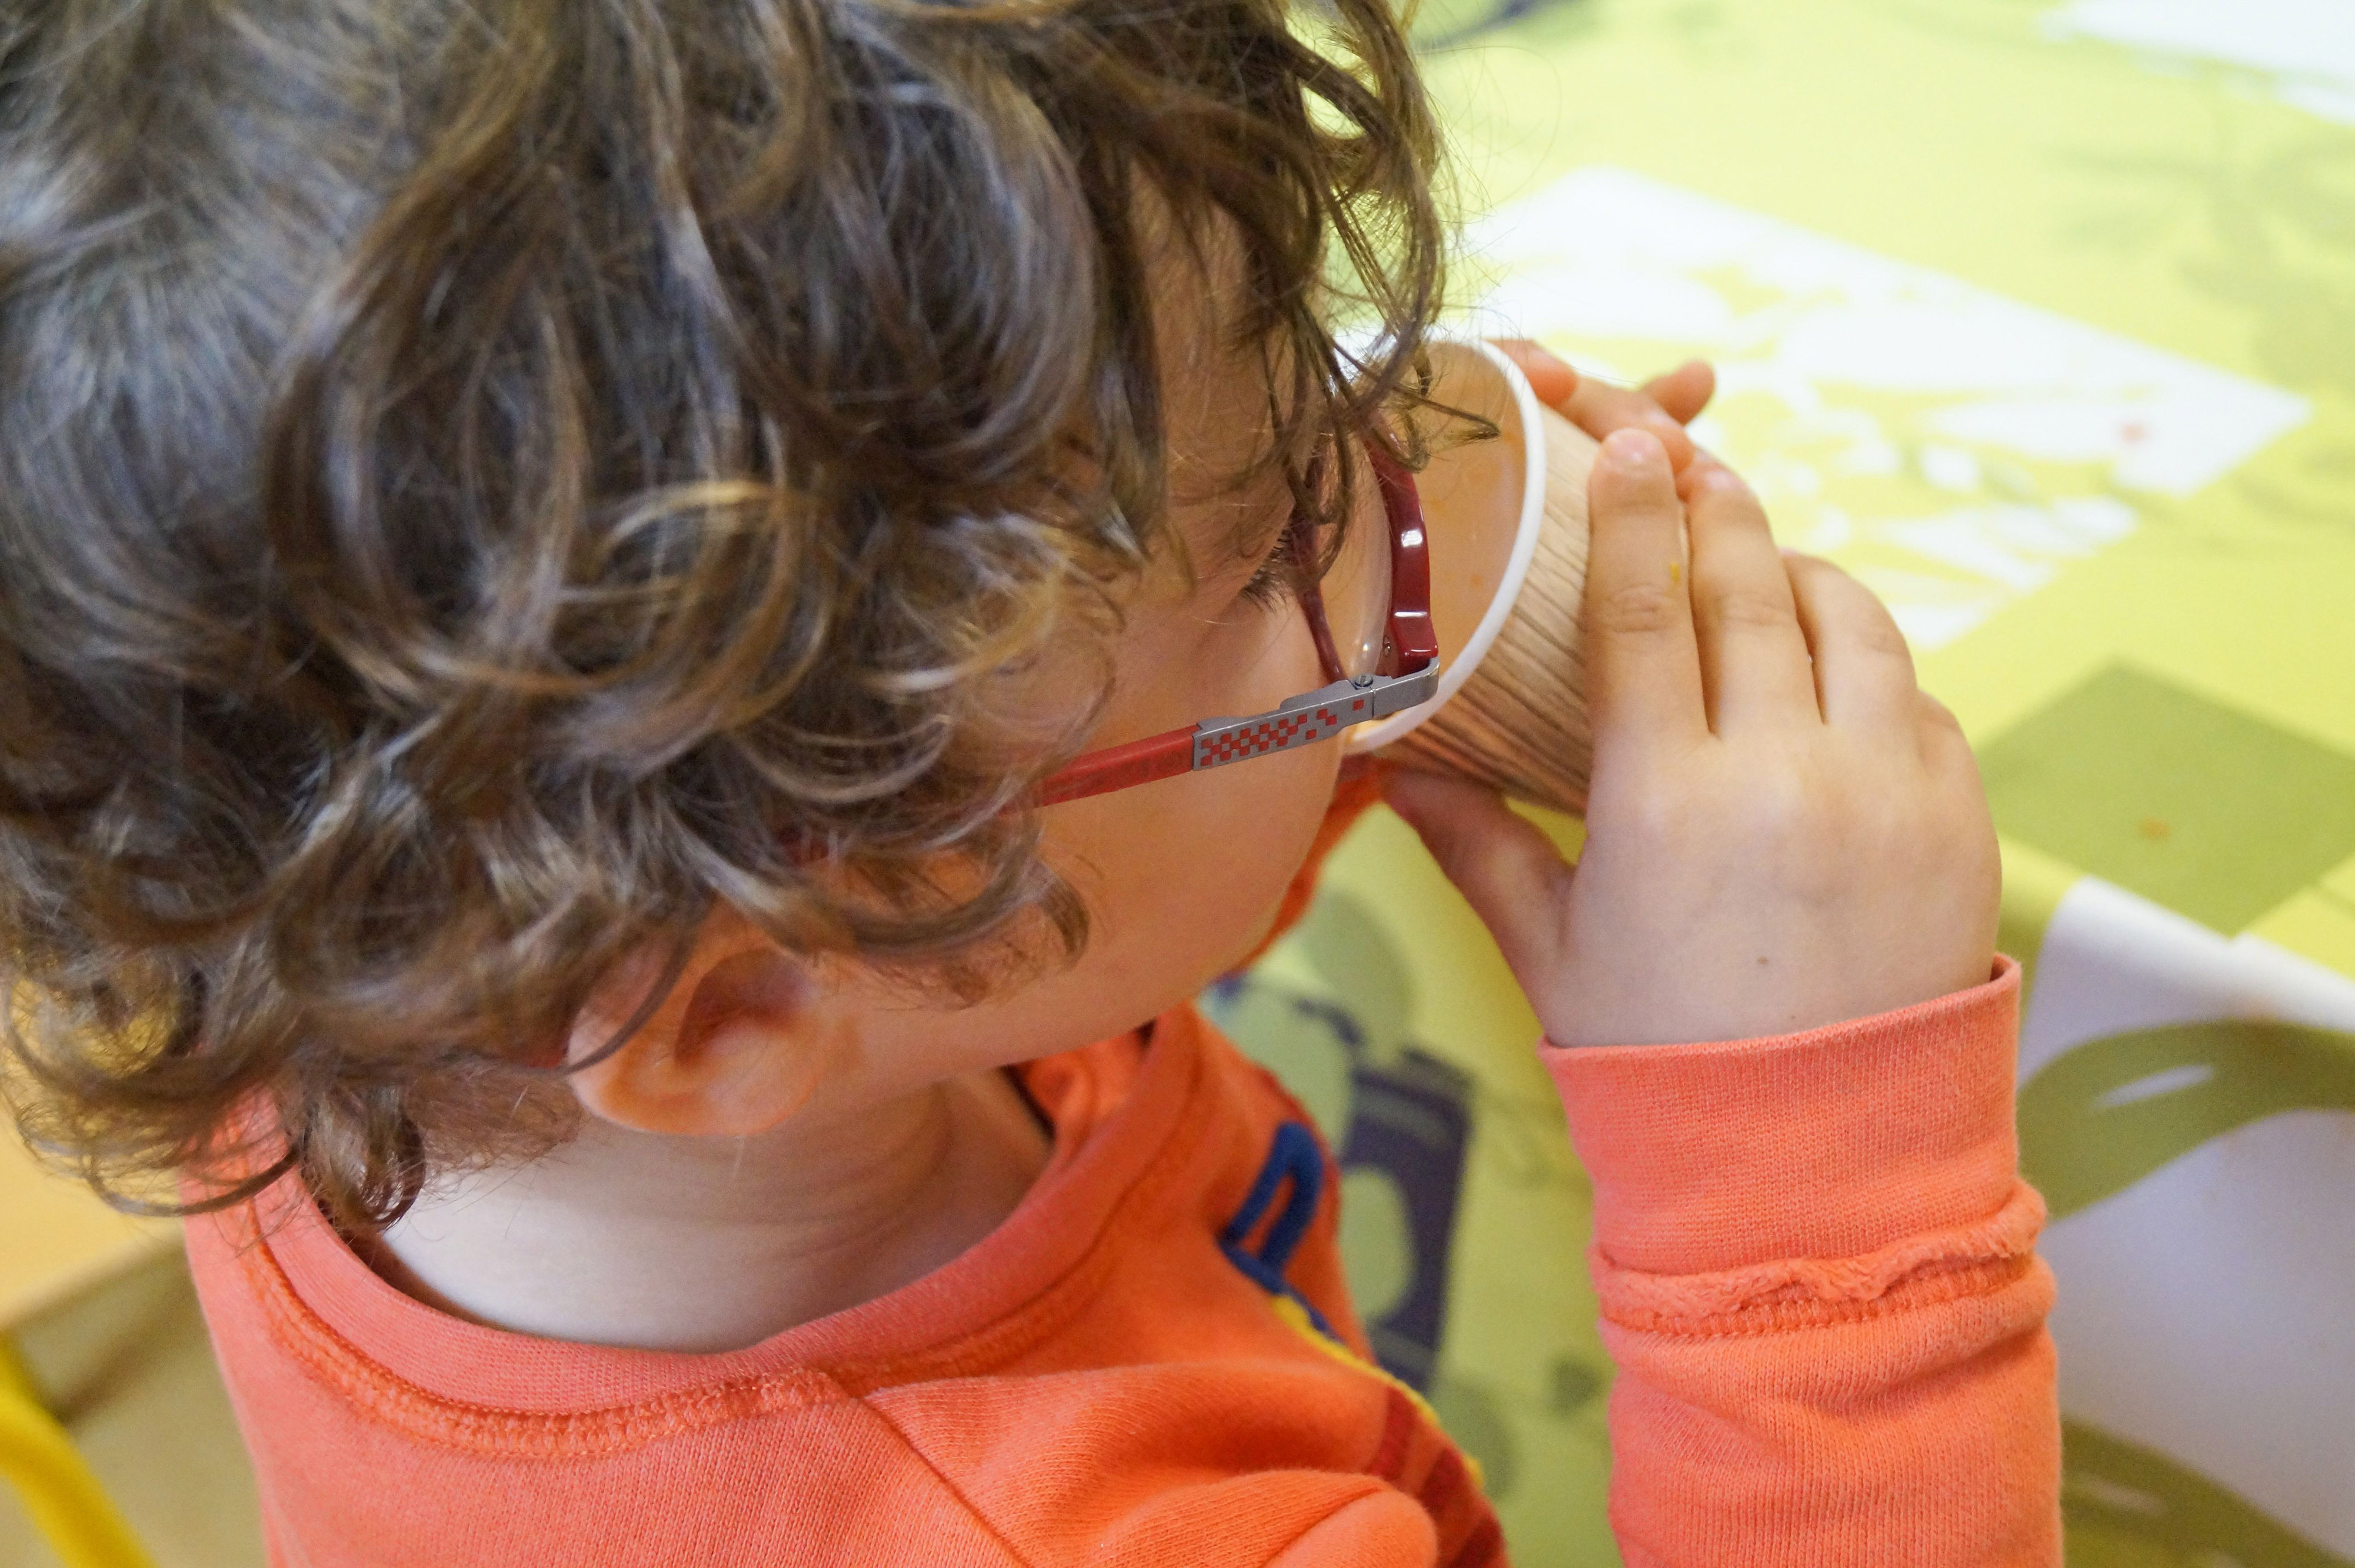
1457,166,2310,651
2011,872,2355,1568
2044,0,2355,126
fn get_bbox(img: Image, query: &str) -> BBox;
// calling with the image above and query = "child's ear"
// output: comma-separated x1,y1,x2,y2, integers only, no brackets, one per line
565,907,847,1138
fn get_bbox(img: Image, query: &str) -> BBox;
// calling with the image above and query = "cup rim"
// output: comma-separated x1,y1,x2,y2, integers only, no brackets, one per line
1344,332,1548,755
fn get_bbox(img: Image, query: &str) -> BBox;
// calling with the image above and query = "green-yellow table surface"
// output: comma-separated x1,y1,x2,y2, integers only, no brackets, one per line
1218,3,2355,1565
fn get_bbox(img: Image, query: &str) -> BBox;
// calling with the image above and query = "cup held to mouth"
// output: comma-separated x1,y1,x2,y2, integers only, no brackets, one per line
1345,335,1602,818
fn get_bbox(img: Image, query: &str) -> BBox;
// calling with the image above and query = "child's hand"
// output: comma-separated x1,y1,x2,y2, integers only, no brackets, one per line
1386,434,2000,1047
1488,338,1717,478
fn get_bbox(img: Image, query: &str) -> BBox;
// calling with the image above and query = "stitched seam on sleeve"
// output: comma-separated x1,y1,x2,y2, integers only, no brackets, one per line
1593,1181,2045,1335
1599,1251,2040,1337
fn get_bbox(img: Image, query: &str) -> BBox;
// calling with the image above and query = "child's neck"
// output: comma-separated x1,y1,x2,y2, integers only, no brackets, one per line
368,1067,1052,1353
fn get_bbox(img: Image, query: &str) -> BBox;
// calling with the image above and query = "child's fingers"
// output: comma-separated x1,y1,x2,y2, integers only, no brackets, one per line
1583,430,1708,763
1556,378,1698,472
1383,769,1569,979
1780,552,1920,732
1488,338,1578,408
1638,359,1716,425
1684,464,1818,733
1490,339,1714,470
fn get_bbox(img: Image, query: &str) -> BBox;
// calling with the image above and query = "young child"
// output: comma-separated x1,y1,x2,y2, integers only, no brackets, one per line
0,0,2057,1563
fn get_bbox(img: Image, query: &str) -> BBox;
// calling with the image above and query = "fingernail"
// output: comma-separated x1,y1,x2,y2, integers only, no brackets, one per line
1601,428,1663,471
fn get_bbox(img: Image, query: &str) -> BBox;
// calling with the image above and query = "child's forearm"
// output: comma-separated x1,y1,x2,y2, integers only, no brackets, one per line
1545,957,2061,1568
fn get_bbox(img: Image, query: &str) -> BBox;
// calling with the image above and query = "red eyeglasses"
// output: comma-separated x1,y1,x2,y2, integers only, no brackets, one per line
1036,446,1440,806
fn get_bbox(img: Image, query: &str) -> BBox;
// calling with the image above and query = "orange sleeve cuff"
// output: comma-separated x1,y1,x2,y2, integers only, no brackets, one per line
1545,959,2059,1566
1540,956,2025,1278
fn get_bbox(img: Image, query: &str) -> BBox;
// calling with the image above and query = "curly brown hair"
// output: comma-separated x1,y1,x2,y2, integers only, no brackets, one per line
0,0,1444,1230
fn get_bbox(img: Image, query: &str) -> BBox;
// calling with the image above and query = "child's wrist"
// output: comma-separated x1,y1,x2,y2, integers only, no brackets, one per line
1540,957,2021,1278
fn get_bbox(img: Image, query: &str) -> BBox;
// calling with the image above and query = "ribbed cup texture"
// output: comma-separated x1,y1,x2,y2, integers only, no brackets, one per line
1385,404,1601,815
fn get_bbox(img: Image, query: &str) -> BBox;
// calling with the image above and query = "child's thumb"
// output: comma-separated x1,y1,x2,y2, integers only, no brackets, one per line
1381,768,1572,981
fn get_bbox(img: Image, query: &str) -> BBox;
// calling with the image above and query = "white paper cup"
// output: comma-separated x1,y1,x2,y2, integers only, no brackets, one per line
1345,335,1601,816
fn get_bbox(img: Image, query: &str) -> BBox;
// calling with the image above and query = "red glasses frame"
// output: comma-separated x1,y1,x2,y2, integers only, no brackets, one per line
1036,445,1441,807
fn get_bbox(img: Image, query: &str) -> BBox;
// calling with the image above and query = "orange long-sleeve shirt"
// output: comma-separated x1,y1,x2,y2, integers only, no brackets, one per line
185,781,2058,1564
186,956,2054,1566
